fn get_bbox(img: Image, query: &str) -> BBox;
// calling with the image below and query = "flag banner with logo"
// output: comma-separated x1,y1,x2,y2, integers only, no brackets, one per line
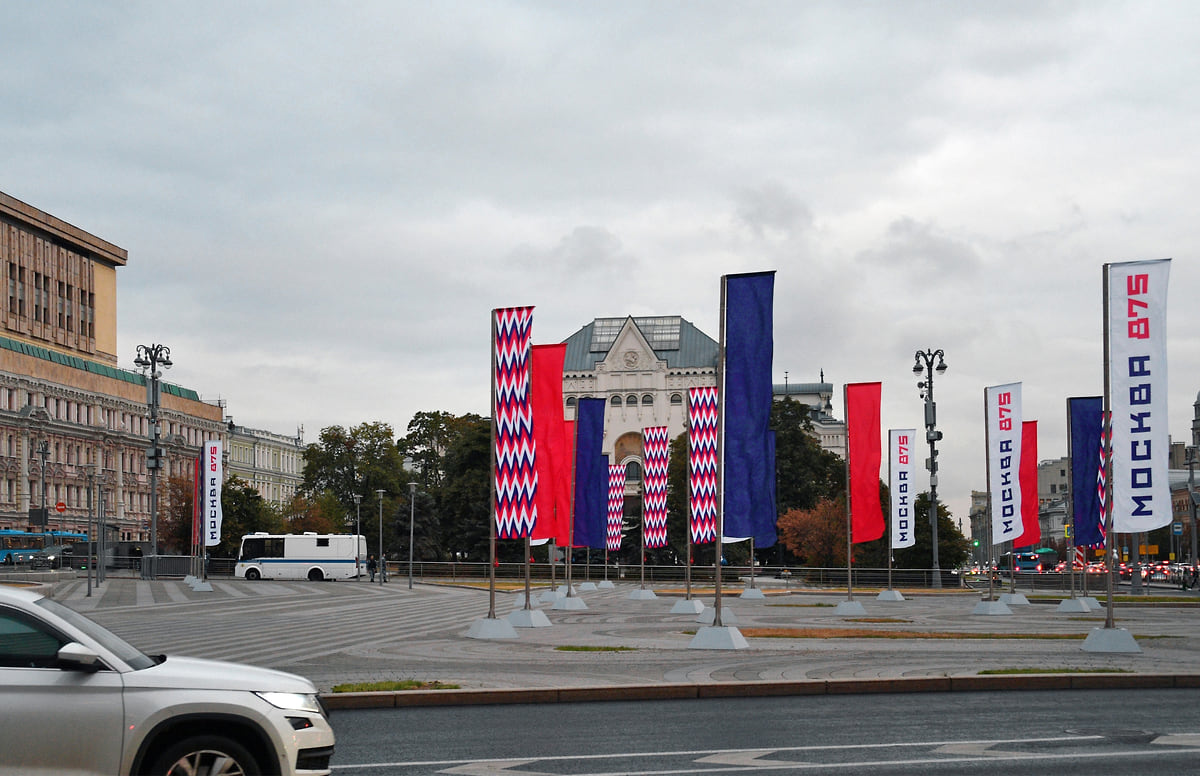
1106,259,1172,533
642,426,670,549
192,455,201,548
1068,397,1105,548
572,397,607,549
889,429,917,549
530,344,570,544
722,271,778,547
986,382,1024,546
1015,420,1041,548
607,462,625,552
493,306,537,539
203,440,223,547
846,382,884,543
688,386,719,544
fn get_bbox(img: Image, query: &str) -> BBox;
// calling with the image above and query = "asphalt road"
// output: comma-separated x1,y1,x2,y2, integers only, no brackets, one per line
330,689,1200,775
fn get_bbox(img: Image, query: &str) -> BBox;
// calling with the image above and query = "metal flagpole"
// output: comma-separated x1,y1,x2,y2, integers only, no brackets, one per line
522,537,532,610
984,389,996,604
487,311,499,620
1102,264,1116,629
886,445,894,593
1066,397,1077,600
844,384,854,602
712,276,727,628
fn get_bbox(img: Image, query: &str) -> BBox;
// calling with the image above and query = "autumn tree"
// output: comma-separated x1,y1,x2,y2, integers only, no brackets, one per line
778,496,846,567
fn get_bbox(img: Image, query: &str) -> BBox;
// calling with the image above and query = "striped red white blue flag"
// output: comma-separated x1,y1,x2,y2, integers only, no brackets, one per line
493,307,537,539
607,463,625,552
642,426,670,549
688,386,718,544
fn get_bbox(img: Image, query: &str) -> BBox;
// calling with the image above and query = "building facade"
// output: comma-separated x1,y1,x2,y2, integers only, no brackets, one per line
772,375,846,458
225,421,305,508
0,191,225,543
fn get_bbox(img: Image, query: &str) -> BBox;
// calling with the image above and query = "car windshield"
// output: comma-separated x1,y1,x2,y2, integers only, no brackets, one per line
35,596,157,670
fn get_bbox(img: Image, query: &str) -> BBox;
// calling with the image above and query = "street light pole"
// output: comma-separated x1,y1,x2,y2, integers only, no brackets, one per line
1188,447,1198,578
352,493,362,582
408,482,416,590
85,465,95,597
913,348,948,589
36,439,49,533
376,489,385,585
134,343,172,579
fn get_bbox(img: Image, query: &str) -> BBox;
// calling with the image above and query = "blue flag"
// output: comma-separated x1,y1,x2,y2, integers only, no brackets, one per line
722,271,777,547
1068,396,1105,547
572,397,608,549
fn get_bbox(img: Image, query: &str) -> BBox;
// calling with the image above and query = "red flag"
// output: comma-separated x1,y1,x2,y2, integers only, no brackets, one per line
846,382,884,543
1015,420,1041,548
530,344,569,543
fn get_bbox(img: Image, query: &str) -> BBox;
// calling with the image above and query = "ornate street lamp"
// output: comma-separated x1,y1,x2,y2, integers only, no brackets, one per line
408,482,417,590
35,439,49,532
913,349,948,589
352,493,362,581
134,343,172,578
376,489,386,585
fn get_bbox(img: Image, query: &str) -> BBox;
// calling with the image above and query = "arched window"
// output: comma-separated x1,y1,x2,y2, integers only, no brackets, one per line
670,393,683,406
626,394,638,406
565,397,577,408
641,394,654,406
610,395,622,406
625,460,643,483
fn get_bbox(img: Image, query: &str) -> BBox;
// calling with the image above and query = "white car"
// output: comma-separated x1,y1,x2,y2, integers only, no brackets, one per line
0,584,334,775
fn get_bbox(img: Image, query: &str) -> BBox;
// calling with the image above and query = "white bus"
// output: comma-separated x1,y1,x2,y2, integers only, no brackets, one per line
235,532,367,581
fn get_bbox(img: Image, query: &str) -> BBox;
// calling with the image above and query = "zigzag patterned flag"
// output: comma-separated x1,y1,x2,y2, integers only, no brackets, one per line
688,386,718,544
607,463,625,552
1096,411,1111,549
642,426,670,549
493,306,537,539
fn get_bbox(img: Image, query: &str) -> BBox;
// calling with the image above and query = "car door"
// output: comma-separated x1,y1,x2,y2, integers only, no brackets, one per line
0,605,125,775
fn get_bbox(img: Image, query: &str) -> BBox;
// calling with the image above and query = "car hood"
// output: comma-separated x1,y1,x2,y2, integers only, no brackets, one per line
122,655,318,694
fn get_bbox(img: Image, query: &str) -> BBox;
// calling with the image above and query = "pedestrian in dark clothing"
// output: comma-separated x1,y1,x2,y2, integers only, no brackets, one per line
367,555,378,582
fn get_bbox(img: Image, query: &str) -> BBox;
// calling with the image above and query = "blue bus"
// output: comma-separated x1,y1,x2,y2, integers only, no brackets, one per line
999,548,1058,574
0,530,87,564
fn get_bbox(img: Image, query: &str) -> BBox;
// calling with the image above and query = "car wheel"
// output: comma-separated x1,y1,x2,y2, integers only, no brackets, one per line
308,568,324,582
245,568,261,581
149,734,262,776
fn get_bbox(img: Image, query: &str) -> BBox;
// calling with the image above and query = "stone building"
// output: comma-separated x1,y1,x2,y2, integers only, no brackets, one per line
0,191,225,544
225,420,305,508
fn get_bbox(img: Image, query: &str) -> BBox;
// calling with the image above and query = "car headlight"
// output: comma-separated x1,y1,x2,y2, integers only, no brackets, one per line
254,691,323,714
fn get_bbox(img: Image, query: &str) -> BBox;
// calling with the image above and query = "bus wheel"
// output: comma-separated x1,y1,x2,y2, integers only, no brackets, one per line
245,568,261,581
307,568,324,582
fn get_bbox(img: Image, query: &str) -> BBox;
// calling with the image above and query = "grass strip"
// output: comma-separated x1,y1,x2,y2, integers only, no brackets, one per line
741,628,1084,640
331,680,460,693
554,645,637,652
978,667,1132,675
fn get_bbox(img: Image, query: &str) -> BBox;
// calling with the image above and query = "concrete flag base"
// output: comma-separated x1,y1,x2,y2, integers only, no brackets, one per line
577,582,598,591
739,587,766,600
670,598,705,614
628,588,657,600
973,599,1013,615
876,590,905,602
999,592,1030,605
835,600,867,616
552,595,588,611
1081,626,1141,653
1080,596,1101,609
1056,597,1091,613
466,617,519,640
508,608,552,628
688,625,749,650
597,580,615,589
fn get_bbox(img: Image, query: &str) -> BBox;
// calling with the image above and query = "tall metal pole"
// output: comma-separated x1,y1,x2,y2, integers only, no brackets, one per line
1188,448,1198,580
376,489,385,585
408,482,416,590
353,493,362,581
86,465,95,597
914,349,947,589
1102,265,1116,629
36,439,49,533
135,344,172,580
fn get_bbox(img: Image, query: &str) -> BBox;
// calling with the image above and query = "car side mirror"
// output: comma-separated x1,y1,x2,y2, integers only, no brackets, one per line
56,642,104,673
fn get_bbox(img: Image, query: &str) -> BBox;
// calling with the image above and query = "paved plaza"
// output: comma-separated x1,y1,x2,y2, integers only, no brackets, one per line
17,573,1198,696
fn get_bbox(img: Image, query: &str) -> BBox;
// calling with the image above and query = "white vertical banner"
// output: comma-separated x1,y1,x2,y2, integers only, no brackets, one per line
985,383,1023,546
203,441,223,547
1107,259,1171,533
889,429,917,549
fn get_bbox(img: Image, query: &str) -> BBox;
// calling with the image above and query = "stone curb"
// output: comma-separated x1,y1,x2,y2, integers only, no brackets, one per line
321,673,1200,710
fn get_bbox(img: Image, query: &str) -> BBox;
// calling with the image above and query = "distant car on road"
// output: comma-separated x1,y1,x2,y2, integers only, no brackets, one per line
0,584,335,775
29,544,73,569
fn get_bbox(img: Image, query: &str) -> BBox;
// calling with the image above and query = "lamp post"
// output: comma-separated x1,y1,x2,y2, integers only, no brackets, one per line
85,464,95,597
352,493,362,582
913,348,948,589
35,439,49,532
408,482,416,590
134,343,172,579
376,489,385,585
1188,447,1198,578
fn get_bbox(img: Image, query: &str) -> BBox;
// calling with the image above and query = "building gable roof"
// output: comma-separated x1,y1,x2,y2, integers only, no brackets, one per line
562,315,718,372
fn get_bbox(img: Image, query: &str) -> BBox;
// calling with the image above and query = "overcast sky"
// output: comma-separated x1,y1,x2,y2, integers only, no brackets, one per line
3,1,1198,524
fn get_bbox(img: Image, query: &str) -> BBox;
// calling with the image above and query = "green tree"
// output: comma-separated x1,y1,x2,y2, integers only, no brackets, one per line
161,475,196,555
892,492,970,570
397,411,465,491
210,477,283,558
772,398,845,514
436,414,491,561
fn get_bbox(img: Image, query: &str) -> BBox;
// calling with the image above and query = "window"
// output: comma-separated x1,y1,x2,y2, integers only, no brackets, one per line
0,607,67,668
626,395,638,406
642,394,653,405
670,393,683,406
625,461,643,483
610,396,622,406
317,538,330,547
